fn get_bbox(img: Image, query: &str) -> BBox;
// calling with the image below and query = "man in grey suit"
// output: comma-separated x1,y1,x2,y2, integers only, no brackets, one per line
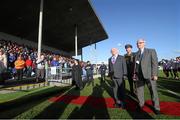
134,39,160,114
108,48,127,108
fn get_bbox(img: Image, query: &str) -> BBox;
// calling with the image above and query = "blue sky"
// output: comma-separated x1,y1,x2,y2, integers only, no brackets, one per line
82,0,180,63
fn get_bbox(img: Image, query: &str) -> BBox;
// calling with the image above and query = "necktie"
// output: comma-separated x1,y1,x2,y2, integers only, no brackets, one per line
139,50,143,61
112,56,116,64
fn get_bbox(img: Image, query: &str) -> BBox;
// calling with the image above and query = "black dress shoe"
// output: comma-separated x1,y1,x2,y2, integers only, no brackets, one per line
136,105,144,112
120,102,126,109
154,110,161,115
114,103,120,108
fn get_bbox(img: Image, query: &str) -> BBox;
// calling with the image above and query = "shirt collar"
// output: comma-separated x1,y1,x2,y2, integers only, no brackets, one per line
140,48,145,54
112,54,118,59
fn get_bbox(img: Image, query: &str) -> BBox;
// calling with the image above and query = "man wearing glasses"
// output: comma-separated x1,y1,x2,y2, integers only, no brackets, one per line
134,39,160,115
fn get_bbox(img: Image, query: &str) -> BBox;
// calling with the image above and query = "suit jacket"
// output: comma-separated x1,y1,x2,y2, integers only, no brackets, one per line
135,48,158,79
124,52,135,76
99,64,107,74
108,55,127,79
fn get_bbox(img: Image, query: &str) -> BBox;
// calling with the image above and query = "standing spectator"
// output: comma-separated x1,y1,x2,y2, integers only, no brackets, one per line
64,60,68,73
124,44,136,95
162,59,169,78
81,62,87,82
0,50,8,84
14,55,25,80
25,56,33,77
31,60,36,77
178,57,180,74
36,54,45,82
174,57,179,79
168,60,174,78
85,61,94,86
134,39,160,114
99,62,107,82
72,59,83,90
0,49,7,68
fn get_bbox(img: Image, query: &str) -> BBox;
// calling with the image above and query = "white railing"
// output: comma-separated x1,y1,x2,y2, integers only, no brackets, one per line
46,66,72,84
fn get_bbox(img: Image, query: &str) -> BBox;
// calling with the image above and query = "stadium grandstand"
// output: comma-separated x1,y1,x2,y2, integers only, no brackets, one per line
0,0,108,86
0,0,108,56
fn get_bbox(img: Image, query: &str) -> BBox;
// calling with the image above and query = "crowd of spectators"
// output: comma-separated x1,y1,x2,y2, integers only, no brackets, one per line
160,57,180,79
0,39,79,83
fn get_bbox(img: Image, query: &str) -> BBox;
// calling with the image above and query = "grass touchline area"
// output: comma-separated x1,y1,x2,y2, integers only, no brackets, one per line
0,72,180,119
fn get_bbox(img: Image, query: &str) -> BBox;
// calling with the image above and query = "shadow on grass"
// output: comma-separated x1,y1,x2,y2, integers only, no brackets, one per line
0,86,69,119
158,77,180,94
158,89,180,102
99,78,114,98
3,78,40,88
34,87,80,119
67,84,110,119
125,95,154,119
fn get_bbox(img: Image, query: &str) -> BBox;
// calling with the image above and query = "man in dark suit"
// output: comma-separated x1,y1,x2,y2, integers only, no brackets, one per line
85,61,94,86
124,44,136,96
108,48,127,108
135,39,160,114
99,62,107,82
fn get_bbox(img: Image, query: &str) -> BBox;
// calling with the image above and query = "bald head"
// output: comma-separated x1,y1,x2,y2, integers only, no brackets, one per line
111,48,119,56
137,38,146,49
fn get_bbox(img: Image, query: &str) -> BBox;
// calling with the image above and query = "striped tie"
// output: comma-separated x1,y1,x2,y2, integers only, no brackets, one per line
112,56,116,64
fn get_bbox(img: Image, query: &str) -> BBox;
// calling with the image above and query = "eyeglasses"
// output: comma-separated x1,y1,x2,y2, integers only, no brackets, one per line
137,42,144,44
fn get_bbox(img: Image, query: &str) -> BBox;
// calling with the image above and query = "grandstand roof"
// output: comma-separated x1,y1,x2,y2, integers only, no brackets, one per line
0,0,108,52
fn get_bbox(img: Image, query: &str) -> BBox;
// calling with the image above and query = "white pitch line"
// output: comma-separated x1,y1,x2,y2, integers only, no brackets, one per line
158,85,180,97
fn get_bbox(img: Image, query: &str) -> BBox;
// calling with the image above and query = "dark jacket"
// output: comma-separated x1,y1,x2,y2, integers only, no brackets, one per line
72,64,82,82
108,55,127,79
99,64,107,74
72,64,83,88
85,64,93,75
124,52,135,76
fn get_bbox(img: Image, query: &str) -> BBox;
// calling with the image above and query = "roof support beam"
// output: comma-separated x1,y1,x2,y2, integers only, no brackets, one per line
75,24,78,57
38,0,44,58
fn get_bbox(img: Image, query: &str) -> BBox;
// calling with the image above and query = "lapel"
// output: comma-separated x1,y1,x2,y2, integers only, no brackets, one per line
141,48,147,61
110,56,113,66
114,55,119,64
136,50,141,61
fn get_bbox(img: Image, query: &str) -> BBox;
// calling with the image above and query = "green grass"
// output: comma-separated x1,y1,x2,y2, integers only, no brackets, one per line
0,71,180,119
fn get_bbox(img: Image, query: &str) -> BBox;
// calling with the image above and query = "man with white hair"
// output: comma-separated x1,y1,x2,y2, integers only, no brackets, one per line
36,54,45,82
108,48,127,108
134,38,160,114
